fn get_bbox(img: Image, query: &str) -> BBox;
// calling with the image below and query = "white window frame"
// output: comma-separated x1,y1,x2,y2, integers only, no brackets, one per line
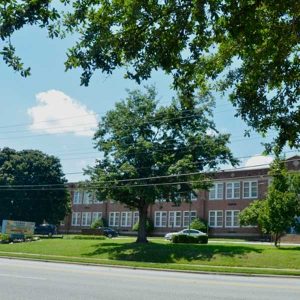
226,182,240,199
109,212,120,227
209,182,224,200
154,211,167,227
73,191,81,204
71,212,81,226
121,212,132,227
183,211,197,227
243,181,258,199
190,192,198,201
225,210,240,228
81,212,92,226
168,211,181,228
82,192,94,204
133,211,139,225
208,210,223,228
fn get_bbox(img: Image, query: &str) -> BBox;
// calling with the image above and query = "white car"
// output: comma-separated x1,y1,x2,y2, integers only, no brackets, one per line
164,229,206,240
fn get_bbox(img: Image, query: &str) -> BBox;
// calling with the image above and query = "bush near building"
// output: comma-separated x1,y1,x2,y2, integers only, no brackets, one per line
172,234,208,244
190,218,207,232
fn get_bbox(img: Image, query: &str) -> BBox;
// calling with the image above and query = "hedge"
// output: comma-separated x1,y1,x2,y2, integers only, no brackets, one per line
171,234,208,244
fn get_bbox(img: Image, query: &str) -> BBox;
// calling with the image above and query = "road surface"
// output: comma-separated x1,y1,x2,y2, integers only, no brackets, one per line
0,258,299,300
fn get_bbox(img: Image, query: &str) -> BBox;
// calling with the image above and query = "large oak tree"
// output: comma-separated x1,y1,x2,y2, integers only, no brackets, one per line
85,87,237,243
0,147,70,225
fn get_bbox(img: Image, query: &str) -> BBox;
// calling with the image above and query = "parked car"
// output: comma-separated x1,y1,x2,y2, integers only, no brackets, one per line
34,224,57,237
164,229,206,240
98,227,119,238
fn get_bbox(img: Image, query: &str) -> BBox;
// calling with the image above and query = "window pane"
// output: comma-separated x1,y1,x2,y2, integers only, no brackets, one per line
251,182,258,197
217,183,223,199
226,183,233,198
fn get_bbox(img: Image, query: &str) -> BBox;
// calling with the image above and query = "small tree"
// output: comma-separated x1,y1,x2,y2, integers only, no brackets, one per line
90,218,104,229
85,87,237,243
190,218,207,233
240,159,300,246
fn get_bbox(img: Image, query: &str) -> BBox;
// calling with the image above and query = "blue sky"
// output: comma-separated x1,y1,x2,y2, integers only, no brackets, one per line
0,25,297,182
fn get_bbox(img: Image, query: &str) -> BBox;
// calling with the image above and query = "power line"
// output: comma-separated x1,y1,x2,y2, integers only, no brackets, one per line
0,156,298,190
0,174,269,191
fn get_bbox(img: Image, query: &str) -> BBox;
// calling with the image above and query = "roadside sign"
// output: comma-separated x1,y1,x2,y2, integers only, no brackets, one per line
1,220,35,240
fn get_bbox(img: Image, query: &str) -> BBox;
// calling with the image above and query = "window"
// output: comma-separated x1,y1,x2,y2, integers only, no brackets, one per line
209,183,223,200
243,181,258,198
225,210,240,228
190,192,198,201
121,212,132,227
92,212,102,223
133,211,139,225
71,212,81,226
109,212,120,227
73,191,81,204
183,211,197,227
208,211,223,228
82,192,93,204
168,211,181,228
154,211,167,227
226,182,240,199
81,212,92,226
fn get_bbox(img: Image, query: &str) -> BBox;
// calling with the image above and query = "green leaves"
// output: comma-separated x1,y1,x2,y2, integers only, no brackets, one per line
62,0,300,152
0,147,70,225
240,158,300,246
87,86,236,208
0,0,61,77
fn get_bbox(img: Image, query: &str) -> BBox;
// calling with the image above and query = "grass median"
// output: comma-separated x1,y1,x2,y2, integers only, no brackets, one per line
0,236,299,276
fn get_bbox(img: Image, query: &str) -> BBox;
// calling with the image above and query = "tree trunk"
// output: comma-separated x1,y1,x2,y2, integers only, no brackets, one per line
274,232,281,247
136,204,148,243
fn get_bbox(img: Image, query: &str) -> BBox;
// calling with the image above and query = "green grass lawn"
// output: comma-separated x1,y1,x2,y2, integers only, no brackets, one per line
0,237,299,276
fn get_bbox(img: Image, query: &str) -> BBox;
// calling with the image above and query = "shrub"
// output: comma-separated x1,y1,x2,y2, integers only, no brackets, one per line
198,235,208,244
172,234,208,244
132,218,154,234
190,218,207,232
90,218,104,229
0,233,10,243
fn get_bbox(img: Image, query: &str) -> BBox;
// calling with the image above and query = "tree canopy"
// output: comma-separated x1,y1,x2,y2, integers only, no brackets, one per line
240,158,300,246
62,0,300,151
0,147,70,225
85,87,237,242
0,0,61,76
2,1,299,151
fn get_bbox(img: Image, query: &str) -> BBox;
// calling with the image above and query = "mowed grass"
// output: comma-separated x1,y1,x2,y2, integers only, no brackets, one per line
0,237,300,276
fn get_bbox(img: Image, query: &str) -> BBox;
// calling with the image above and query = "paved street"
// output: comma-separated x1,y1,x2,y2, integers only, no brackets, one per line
0,258,299,300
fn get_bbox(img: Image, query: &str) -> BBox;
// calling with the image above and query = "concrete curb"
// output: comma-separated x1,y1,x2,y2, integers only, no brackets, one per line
0,254,299,279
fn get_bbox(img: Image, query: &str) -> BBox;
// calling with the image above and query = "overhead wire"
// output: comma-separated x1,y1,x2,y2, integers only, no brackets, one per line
0,156,298,191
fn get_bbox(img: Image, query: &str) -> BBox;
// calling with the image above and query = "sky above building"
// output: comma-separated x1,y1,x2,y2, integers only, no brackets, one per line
0,25,297,182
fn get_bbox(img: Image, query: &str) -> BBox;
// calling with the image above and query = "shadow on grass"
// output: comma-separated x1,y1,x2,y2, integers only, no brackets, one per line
277,246,300,251
83,242,262,263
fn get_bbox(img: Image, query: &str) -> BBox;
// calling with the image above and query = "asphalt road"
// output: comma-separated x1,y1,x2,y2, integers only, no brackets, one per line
0,258,299,300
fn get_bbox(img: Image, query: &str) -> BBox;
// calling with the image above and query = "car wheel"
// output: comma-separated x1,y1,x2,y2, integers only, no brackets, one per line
108,233,113,238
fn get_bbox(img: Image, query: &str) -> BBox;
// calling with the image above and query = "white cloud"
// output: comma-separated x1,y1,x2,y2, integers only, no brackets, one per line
244,154,274,169
27,90,98,136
